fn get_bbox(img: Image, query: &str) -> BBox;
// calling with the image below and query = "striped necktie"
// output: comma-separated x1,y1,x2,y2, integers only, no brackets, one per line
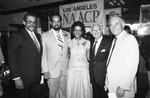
56,31,63,51
30,32,40,52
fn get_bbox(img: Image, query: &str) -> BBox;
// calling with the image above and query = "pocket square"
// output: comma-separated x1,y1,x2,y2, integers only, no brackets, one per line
101,49,106,52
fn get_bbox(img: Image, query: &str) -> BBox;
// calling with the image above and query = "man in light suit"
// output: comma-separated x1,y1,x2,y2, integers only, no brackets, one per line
105,16,139,98
41,13,70,98
8,12,42,98
89,23,113,98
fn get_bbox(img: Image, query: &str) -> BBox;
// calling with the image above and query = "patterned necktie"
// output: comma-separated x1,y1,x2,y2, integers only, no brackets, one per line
56,31,63,51
30,32,40,52
92,40,98,57
106,37,117,67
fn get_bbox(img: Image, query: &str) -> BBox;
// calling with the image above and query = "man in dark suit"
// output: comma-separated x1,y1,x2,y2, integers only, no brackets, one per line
89,23,113,98
8,12,42,98
141,34,150,98
141,34,150,71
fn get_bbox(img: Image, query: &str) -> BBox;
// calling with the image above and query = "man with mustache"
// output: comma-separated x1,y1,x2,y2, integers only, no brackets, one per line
41,13,70,98
8,12,42,98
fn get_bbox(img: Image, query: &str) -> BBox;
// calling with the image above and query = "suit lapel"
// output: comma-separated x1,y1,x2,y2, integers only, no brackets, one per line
35,32,42,53
62,31,68,54
95,38,105,58
49,30,61,54
22,29,40,53
91,44,95,61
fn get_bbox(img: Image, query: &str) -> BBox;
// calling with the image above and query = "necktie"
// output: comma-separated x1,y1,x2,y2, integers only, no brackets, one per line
92,41,98,57
56,31,63,51
106,37,117,67
30,32,40,52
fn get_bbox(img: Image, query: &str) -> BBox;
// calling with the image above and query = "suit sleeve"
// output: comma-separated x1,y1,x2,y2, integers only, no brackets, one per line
63,30,71,41
119,36,139,90
41,34,49,73
8,33,21,79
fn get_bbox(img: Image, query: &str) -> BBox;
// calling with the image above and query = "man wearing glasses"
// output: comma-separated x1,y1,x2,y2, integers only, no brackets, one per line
89,23,113,98
8,12,42,98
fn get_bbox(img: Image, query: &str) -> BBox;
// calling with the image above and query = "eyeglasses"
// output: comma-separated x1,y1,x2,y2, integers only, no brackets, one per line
25,20,36,25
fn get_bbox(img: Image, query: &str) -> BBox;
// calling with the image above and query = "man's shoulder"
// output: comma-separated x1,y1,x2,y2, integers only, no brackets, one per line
42,30,52,36
10,30,24,37
62,29,68,32
62,30,70,38
125,33,137,41
62,30,70,34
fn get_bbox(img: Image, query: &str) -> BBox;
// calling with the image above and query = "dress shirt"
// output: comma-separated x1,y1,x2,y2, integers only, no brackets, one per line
52,28,64,43
106,31,124,67
26,29,40,49
106,37,117,67
94,36,103,55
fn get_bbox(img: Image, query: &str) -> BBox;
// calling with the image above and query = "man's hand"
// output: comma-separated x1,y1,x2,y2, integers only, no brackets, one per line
14,78,24,89
116,86,125,98
44,72,50,80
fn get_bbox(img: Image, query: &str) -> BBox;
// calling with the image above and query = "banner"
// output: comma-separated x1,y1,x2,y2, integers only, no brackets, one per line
59,0,104,27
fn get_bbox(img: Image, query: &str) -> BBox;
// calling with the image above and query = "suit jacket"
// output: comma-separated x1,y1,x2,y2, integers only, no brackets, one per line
141,35,150,70
41,29,70,78
89,35,113,85
106,31,139,97
8,29,42,84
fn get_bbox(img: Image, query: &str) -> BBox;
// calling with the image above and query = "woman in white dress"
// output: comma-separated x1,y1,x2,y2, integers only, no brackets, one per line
67,21,92,98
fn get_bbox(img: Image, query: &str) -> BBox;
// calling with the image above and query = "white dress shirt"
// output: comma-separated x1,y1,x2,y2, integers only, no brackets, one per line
94,36,103,55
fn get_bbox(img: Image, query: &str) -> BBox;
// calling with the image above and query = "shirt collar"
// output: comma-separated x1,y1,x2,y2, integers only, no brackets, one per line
52,28,63,36
115,30,126,39
52,28,62,33
25,28,34,34
95,36,103,43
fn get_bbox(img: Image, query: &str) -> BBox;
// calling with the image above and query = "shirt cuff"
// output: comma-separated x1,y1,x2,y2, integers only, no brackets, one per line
13,77,20,80
1,62,5,64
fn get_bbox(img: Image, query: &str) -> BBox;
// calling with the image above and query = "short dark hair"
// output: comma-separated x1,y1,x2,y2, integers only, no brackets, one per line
71,21,86,38
23,12,36,21
124,25,132,34
50,13,62,22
